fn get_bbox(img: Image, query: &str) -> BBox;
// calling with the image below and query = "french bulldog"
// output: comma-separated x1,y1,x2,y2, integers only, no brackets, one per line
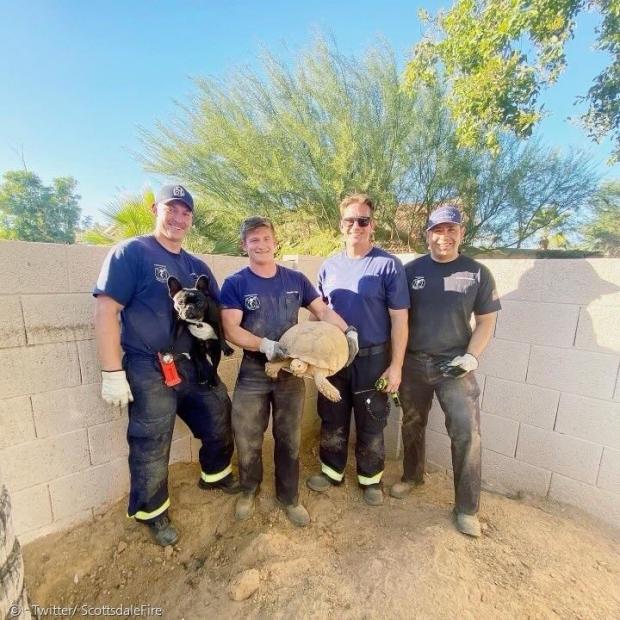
167,275,233,386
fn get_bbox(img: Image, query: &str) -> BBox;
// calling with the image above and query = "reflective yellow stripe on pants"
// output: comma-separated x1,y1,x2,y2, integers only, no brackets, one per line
358,471,383,486
321,462,344,482
200,464,232,483
129,498,170,521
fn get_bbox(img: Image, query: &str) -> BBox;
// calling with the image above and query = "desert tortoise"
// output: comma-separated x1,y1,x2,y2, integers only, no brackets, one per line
264,321,349,402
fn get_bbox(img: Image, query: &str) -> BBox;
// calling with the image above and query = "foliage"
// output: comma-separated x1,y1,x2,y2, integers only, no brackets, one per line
581,180,620,255
138,37,598,253
405,0,620,161
81,188,242,255
0,170,81,243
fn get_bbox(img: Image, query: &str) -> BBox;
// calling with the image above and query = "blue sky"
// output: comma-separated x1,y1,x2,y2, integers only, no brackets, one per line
1,0,617,221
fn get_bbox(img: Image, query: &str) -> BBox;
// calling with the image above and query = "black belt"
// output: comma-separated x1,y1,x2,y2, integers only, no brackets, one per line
357,343,389,357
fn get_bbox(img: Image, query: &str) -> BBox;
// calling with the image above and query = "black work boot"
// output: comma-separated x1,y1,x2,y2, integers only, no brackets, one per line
146,514,179,546
306,473,340,492
198,473,242,494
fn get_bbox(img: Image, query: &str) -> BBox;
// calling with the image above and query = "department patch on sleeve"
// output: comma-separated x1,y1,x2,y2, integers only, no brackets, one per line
411,276,426,290
154,264,170,283
244,294,260,310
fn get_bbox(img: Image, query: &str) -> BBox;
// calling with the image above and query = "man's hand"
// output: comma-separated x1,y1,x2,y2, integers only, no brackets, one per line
439,353,479,378
344,326,359,366
259,338,288,361
101,370,134,406
187,321,217,341
379,364,402,393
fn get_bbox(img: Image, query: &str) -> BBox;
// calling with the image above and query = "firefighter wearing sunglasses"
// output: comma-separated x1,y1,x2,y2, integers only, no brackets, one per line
306,193,410,505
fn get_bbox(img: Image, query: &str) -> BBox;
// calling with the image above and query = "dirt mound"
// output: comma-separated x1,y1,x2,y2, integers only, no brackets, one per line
23,451,620,619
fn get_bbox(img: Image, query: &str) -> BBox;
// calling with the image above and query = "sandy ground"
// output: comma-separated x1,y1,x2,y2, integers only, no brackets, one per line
23,445,620,620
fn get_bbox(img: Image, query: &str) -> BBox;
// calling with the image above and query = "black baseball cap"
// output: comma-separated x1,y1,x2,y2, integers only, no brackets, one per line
156,184,194,211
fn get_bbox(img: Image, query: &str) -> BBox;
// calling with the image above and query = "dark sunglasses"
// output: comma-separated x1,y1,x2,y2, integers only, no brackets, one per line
342,216,372,228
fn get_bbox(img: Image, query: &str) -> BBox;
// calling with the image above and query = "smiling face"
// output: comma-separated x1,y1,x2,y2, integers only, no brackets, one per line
242,225,277,267
340,202,375,254
426,222,465,262
153,200,193,249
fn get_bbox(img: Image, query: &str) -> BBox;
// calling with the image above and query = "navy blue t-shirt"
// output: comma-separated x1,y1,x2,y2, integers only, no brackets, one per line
93,235,220,356
317,247,410,348
220,266,320,342
405,253,501,357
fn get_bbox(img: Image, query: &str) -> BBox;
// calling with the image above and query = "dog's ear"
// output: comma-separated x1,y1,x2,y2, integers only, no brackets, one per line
195,275,210,294
167,276,183,298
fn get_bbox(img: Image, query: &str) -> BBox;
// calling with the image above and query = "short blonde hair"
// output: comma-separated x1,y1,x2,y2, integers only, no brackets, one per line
339,193,374,217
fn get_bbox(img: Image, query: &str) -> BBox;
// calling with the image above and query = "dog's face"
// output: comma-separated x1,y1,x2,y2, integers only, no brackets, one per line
167,275,211,322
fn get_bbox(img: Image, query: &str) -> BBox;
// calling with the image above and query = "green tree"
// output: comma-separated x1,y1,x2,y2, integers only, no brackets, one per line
139,38,598,253
405,0,620,160
82,188,241,254
0,170,81,243
581,180,620,255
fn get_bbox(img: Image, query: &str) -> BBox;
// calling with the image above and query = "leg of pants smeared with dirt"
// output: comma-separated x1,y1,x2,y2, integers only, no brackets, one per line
232,356,305,505
435,372,481,515
317,350,390,485
400,351,481,514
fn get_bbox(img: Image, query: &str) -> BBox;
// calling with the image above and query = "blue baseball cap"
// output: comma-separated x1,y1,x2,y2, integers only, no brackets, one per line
426,205,462,230
156,184,194,211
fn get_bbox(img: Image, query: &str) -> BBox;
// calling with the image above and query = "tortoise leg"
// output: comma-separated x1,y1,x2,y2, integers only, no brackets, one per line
313,368,341,402
265,360,288,378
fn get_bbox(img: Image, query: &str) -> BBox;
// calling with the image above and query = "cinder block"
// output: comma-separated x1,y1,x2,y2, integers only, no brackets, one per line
0,297,26,348
542,259,620,306
0,342,81,399
0,429,90,491
495,300,579,347
477,338,530,381
199,254,248,288
172,418,190,440
190,437,201,463
170,436,191,464
22,293,94,344
10,483,53,535
481,449,551,497
50,457,129,520
555,393,620,450
283,255,324,284
615,374,620,402
218,358,240,393
477,258,545,301
549,473,620,527
575,304,620,354
481,412,519,457
597,448,620,494
77,339,101,384
0,240,69,294
516,424,603,484
66,244,111,292
31,383,120,438
88,418,128,465
0,396,35,449
482,376,559,429
527,345,618,399
18,509,93,545
426,429,452,471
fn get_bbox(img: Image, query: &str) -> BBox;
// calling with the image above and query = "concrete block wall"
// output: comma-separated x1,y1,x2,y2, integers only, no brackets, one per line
414,258,620,527
0,242,618,541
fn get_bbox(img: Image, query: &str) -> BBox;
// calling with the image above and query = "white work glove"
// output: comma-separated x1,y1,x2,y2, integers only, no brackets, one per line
259,338,288,362
439,353,479,378
187,321,217,341
344,326,359,366
101,370,134,406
